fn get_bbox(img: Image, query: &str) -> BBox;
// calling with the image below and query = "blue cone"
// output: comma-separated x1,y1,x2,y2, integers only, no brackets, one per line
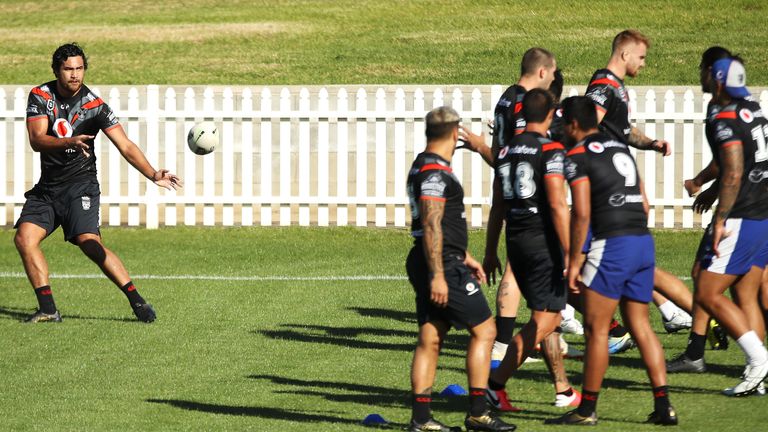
440,383,468,396
362,413,388,426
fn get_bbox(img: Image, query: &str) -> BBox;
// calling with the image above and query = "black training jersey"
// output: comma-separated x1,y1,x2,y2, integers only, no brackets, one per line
706,98,768,220
548,103,565,143
26,81,120,186
496,131,565,233
407,152,468,259
585,69,630,141
565,132,648,239
493,84,527,154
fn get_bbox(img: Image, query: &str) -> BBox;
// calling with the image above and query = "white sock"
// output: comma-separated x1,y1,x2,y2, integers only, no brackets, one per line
658,301,678,321
736,330,768,365
492,341,508,354
561,304,575,321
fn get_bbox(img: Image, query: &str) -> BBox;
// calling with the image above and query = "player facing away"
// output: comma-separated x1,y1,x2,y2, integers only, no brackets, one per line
405,107,515,432
688,56,768,396
485,88,581,410
15,43,182,323
546,96,677,426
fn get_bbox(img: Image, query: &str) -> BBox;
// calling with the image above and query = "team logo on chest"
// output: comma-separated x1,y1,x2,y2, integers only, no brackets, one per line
53,118,73,138
739,109,754,124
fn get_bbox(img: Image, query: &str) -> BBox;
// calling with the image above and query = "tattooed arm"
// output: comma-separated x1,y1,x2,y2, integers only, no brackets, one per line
420,197,448,307
712,143,744,256
628,126,671,155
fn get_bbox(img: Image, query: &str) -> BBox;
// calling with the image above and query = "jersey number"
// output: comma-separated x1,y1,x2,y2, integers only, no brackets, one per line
407,184,419,219
499,161,536,199
612,153,637,187
751,125,768,163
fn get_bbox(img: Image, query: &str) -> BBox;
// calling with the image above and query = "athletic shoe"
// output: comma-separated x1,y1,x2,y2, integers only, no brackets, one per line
132,303,156,323
666,353,707,373
707,319,728,350
560,334,584,359
645,405,678,425
758,382,766,396
721,360,768,397
608,333,635,354
554,388,582,408
544,409,598,425
23,309,62,323
464,410,517,431
662,310,692,333
485,388,522,412
491,341,507,370
560,317,584,335
408,417,462,432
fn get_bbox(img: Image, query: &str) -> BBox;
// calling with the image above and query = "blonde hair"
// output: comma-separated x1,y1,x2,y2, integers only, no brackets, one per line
611,30,650,54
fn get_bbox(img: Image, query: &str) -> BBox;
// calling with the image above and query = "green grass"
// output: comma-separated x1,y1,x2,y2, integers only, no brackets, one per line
0,226,764,431
2,0,768,85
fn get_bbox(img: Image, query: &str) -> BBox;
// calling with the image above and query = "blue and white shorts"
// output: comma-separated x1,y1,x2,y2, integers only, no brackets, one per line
582,234,655,303
698,218,768,275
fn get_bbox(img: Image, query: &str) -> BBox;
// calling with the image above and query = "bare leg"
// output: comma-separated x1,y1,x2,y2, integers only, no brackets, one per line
581,289,619,392
14,222,50,289
491,310,562,383
75,233,131,287
695,270,750,339
621,299,667,388
541,332,572,393
731,267,766,341
411,320,448,395
654,267,694,313
467,318,496,388
496,261,521,319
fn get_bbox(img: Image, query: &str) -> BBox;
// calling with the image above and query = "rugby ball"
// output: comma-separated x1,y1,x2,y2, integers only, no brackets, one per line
187,121,218,155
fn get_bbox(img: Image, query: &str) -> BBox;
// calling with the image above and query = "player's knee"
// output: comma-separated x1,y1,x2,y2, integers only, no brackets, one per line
78,237,107,263
14,231,37,252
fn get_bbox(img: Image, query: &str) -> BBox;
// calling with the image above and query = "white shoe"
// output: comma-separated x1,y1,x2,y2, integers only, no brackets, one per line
663,310,693,333
560,317,584,335
559,334,584,359
554,388,582,407
722,360,768,396
491,341,507,369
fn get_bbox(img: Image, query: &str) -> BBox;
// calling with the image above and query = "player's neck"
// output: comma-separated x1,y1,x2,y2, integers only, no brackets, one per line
605,59,626,80
56,82,82,99
572,128,599,144
425,140,455,163
516,76,540,92
524,123,549,136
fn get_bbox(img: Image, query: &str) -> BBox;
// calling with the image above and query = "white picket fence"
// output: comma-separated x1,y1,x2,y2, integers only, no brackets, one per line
1,85,767,229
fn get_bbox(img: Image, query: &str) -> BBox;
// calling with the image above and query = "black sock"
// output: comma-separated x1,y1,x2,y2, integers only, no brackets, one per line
684,332,706,360
495,316,516,344
577,389,599,417
652,386,670,412
412,393,431,424
608,320,627,337
469,388,487,416
557,387,574,397
34,285,57,314
488,378,505,391
120,281,146,307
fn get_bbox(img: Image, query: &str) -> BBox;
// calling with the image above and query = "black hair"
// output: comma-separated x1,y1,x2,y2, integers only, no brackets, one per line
520,47,555,77
561,96,598,131
522,88,555,124
51,43,88,72
549,69,564,100
700,46,732,70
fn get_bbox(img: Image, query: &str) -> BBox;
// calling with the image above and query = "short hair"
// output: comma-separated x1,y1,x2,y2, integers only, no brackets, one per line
611,30,650,54
52,43,88,72
425,106,460,140
549,69,564,100
520,47,555,77
561,96,598,131
700,46,732,70
522,89,555,124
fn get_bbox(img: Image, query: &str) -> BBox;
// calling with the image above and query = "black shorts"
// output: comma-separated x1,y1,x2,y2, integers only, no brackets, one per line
406,248,492,330
15,180,101,243
506,229,566,311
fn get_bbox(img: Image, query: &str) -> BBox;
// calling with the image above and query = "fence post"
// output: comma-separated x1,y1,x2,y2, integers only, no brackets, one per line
241,88,254,226
202,87,216,226
393,88,407,227
298,88,311,226
336,88,350,226
355,88,368,227
222,87,235,226
163,87,178,226
260,87,273,226
183,87,197,226
470,88,484,227
641,89,657,227
108,87,123,226
127,87,141,226
145,85,160,229
317,88,330,226
663,90,676,228
12,88,26,224
0,88,6,226
279,88,292,226
375,88,387,227
681,90,695,228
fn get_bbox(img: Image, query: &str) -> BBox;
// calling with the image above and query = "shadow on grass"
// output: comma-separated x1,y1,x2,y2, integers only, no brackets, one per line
146,399,373,425
0,305,136,323
256,324,468,358
347,306,417,324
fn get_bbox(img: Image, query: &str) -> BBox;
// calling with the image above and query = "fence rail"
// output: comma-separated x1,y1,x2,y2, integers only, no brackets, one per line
2,85,767,229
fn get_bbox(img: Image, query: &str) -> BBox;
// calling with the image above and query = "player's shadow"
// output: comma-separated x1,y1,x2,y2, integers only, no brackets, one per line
146,399,368,425
256,324,468,358
347,306,417,324
0,306,135,323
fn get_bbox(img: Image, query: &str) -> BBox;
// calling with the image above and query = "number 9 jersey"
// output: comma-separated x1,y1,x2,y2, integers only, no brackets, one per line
564,133,648,239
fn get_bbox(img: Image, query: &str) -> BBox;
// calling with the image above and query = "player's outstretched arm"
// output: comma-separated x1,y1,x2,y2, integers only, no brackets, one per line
458,125,493,166
628,126,671,156
692,181,719,214
684,160,719,197
420,197,448,308
27,117,92,157
567,179,591,293
105,125,182,190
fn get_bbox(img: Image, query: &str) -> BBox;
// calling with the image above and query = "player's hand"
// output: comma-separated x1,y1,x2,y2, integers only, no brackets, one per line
654,139,672,156
692,185,717,214
152,169,184,191
465,254,487,285
68,134,94,158
430,274,449,308
711,220,732,258
482,254,501,285
458,125,487,152
683,178,701,197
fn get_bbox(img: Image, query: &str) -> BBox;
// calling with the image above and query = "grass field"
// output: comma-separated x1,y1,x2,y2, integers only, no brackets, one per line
2,0,768,85
0,226,764,432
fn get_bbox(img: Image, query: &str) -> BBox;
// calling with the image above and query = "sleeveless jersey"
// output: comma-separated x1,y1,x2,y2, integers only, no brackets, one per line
565,132,648,239
26,81,119,186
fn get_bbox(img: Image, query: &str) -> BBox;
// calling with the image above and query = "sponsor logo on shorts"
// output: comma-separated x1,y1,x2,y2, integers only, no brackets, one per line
465,282,479,296
82,196,91,211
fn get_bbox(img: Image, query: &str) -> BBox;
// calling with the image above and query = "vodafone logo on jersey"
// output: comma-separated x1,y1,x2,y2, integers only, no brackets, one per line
53,119,73,138
739,108,754,124
588,142,605,153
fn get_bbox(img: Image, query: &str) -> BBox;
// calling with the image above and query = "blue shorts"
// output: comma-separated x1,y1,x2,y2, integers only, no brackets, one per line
699,218,768,275
581,234,655,303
